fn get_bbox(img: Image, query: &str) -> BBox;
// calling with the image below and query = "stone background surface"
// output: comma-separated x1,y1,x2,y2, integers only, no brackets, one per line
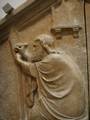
85,2,90,112
0,41,20,120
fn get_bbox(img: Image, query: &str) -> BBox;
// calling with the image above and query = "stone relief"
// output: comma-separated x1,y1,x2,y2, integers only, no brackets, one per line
13,34,86,120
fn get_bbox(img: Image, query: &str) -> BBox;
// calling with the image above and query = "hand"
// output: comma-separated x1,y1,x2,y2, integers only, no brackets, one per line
14,43,28,53
14,53,22,62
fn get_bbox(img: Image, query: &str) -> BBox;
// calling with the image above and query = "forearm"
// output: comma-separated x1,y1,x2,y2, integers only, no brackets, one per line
15,53,30,75
17,56,30,68
15,54,37,77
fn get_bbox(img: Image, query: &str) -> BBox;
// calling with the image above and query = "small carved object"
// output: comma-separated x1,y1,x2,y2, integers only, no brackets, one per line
51,25,82,39
14,34,86,120
3,3,14,15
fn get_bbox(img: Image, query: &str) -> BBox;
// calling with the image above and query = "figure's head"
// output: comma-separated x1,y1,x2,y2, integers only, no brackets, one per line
14,34,54,62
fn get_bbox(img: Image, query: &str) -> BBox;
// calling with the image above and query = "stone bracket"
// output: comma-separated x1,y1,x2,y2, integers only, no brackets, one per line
51,25,82,39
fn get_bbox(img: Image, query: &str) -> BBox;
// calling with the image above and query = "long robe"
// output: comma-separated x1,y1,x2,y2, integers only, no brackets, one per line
30,52,86,120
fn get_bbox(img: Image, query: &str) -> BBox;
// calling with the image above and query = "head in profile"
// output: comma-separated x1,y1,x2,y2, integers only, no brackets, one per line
14,34,54,62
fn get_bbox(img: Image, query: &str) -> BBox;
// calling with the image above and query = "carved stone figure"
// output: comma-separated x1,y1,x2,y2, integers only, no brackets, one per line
14,34,86,120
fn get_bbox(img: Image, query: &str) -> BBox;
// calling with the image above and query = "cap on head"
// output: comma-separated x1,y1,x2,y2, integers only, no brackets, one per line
34,34,54,46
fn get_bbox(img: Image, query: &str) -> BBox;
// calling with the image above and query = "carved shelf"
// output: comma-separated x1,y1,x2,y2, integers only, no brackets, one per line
51,25,82,39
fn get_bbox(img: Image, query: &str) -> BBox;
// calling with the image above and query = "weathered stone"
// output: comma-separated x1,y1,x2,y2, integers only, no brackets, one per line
0,0,89,120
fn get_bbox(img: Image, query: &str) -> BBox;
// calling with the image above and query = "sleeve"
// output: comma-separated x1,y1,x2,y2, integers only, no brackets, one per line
29,63,38,78
18,58,37,78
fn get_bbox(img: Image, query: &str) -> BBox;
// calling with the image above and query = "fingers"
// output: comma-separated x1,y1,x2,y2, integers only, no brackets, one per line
14,43,28,49
13,51,21,62
14,43,28,53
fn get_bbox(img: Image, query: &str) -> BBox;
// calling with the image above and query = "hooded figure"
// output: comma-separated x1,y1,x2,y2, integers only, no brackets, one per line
14,34,86,120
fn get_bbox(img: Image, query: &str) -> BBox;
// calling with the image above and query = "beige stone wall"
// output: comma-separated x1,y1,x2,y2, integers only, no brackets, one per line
0,0,89,119
85,2,90,111
0,40,20,120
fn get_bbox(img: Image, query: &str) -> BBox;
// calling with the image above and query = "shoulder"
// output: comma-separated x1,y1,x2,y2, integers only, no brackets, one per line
41,53,63,64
